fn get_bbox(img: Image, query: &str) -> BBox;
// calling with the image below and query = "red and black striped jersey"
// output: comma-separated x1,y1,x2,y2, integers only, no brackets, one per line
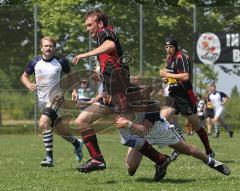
97,26,128,73
166,50,196,104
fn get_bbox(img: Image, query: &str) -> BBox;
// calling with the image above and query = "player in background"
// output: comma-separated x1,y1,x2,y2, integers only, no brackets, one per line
208,83,234,138
159,36,215,158
204,88,215,135
21,36,83,167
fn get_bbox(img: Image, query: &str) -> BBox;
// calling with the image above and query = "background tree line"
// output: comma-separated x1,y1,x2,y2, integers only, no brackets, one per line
0,0,239,124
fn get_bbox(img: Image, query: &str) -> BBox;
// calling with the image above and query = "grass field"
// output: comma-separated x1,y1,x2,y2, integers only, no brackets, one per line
0,130,239,191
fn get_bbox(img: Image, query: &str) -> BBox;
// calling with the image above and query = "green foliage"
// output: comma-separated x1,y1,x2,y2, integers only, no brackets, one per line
0,90,35,120
225,86,240,121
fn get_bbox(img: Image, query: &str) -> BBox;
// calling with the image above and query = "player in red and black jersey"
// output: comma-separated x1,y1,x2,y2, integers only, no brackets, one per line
71,10,168,174
160,36,215,158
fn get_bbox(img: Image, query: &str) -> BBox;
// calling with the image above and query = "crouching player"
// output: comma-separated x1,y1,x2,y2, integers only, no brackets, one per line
21,36,83,167
115,100,230,180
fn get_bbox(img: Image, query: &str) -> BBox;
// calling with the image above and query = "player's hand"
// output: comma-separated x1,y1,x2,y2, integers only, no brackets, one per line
159,69,168,78
72,54,86,65
102,92,112,105
27,83,37,91
115,116,129,128
71,89,78,101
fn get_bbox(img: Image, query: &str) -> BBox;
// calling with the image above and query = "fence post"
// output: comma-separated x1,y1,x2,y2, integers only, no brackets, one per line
139,4,143,77
34,4,38,133
193,5,197,91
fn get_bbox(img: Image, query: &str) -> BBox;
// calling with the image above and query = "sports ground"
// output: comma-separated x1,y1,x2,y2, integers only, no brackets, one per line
0,131,239,191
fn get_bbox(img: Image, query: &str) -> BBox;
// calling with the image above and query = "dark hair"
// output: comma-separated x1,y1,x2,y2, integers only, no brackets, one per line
85,9,108,27
165,36,178,50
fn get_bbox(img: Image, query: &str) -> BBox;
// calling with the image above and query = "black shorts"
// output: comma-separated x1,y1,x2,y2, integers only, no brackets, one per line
163,94,197,116
205,108,214,118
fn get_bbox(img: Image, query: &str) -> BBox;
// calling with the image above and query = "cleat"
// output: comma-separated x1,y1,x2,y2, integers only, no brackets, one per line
170,149,180,162
208,159,230,176
41,158,54,167
229,131,234,138
154,155,171,182
128,168,136,176
208,150,215,159
74,139,84,162
77,157,106,173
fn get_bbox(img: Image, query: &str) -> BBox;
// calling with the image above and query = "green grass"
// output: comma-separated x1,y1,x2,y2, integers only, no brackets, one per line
0,131,239,191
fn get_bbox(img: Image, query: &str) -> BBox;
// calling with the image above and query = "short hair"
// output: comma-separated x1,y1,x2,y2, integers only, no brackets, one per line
40,36,56,47
85,9,108,27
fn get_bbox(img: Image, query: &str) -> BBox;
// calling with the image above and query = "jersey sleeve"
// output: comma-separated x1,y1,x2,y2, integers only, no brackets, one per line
25,57,40,75
97,28,116,45
59,57,71,74
220,91,227,98
176,53,191,73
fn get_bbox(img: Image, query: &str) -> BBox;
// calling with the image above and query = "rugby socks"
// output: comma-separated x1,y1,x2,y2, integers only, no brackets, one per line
196,128,212,155
138,141,166,165
61,132,80,148
214,123,220,135
43,130,53,160
81,128,103,160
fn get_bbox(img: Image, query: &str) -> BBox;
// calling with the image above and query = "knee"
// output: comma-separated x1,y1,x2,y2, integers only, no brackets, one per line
74,119,87,129
39,120,49,131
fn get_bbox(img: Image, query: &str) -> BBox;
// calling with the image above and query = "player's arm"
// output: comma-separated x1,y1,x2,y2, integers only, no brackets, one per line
72,40,116,65
20,72,36,92
220,92,229,105
115,115,153,133
159,69,189,81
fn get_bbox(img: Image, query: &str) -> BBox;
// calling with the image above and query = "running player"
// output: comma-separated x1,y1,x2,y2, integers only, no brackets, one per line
159,36,215,158
21,36,83,167
208,83,233,138
71,9,169,174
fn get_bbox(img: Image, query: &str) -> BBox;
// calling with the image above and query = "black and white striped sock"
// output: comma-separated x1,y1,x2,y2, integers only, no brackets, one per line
61,132,80,148
43,130,53,160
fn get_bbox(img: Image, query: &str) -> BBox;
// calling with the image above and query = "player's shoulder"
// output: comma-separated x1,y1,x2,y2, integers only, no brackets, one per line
97,26,116,40
28,56,42,66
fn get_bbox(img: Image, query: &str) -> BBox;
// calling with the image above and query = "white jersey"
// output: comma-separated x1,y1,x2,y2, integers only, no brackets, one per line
208,91,227,111
78,87,94,101
25,56,70,109
197,99,205,117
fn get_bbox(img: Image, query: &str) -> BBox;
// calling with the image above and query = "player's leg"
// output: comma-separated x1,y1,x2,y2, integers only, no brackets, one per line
185,114,214,157
54,117,83,162
126,148,143,176
170,141,230,175
206,117,213,135
119,127,170,181
38,114,54,167
218,112,233,138
75,103,112,173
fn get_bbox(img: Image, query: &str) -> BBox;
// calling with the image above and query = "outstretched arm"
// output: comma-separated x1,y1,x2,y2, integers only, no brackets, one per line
72,40,116,65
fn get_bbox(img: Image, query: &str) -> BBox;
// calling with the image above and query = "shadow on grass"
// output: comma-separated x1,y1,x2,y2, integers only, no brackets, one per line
134,177,197,183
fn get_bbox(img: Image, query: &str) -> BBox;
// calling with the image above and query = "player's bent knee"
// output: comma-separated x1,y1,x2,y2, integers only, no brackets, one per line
42,107,58,126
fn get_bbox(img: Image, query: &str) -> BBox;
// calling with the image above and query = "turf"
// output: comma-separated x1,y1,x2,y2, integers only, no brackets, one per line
0,131,239,191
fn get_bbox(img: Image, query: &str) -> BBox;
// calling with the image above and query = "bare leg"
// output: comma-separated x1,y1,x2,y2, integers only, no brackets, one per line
126,147,143,175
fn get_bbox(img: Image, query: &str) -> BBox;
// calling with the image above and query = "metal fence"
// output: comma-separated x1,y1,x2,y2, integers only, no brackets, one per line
0,4,239,129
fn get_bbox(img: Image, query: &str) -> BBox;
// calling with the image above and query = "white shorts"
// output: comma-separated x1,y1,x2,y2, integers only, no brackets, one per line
144,120,181,148
214,107,224,119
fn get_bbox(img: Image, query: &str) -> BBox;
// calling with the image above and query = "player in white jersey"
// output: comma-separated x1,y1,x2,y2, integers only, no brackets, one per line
21,36,83,167
115,100,230,179
208,83,233,138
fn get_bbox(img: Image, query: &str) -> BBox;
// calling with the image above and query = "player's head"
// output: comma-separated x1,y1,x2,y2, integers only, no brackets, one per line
85,9,108,38
80,78,88,88
165,36,178,56
40,36,56,59
209,82,216,93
